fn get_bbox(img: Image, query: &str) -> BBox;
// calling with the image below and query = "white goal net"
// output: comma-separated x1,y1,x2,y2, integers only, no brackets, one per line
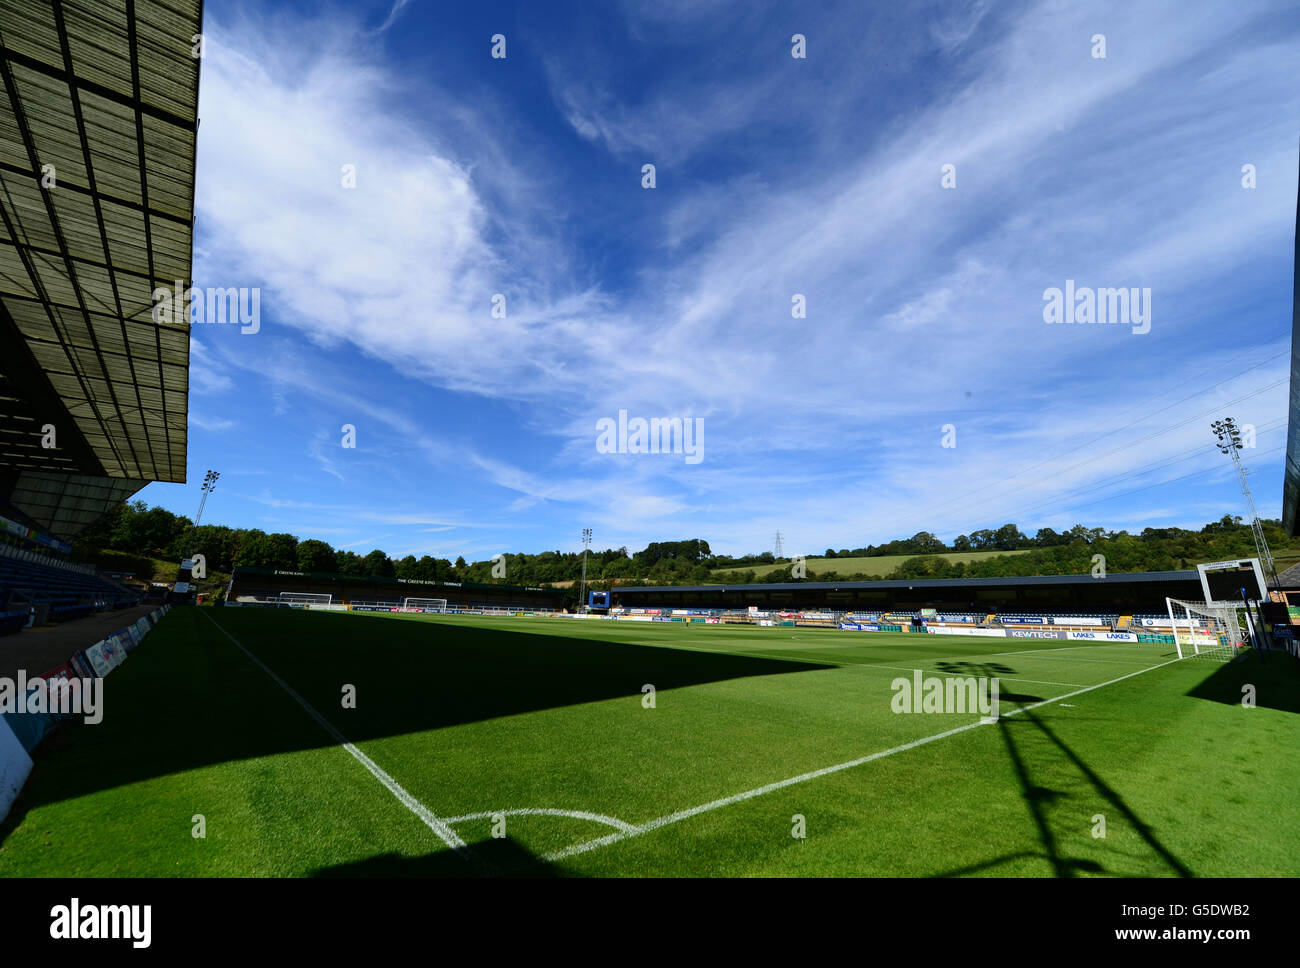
278,592,332,607
401,597,447,612
1165,598,1248,661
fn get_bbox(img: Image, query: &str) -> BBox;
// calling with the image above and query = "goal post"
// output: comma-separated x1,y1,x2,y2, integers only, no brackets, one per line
401,597,447,612
278,592,332,607
1165,598,1247,661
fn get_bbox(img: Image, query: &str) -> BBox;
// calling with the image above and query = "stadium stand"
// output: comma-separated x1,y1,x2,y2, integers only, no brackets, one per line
228,565,566,613
0,1,198,645
993,613,1120,630
610,572,1208,616
0,544,139,630
0,609,25,637
587,603,1163,638
0,0,201,830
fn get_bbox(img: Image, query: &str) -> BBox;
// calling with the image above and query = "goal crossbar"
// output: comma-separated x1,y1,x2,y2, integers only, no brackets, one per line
278,592,332,606
401,597,448,612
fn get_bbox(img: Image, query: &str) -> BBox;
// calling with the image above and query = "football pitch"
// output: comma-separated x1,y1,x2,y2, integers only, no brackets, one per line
2,607,1297,877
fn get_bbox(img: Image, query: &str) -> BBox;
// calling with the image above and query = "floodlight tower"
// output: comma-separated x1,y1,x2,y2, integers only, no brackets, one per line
579,528,592,612
1210,419,1277,591
185,469,219,563
773,531,784,559
194,469,220,528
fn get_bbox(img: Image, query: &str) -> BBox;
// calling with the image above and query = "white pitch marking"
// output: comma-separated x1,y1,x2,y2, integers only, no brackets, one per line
870,644,1158,668
991,654,1163,666
863,663,1085,689
444,808,637,834
542,656,1183,864
988,644,1157,660
200,610,469,858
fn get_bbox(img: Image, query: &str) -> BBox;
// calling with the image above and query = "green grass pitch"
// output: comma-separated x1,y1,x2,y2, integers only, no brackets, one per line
2,607,1297,877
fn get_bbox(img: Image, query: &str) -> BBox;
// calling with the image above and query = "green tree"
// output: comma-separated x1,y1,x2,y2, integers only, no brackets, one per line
234,530,274,568
297,538,338,573
361,549,395,577
909,531,947,554
993,523,1027,550
265,533,299,570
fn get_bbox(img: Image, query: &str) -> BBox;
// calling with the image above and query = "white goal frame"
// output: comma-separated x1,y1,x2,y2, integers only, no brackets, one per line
402,597,448,612
1165,597,1248,661
279,592,332,606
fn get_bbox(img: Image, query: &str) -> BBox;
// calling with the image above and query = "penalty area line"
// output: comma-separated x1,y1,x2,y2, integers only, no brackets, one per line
543,656,1183,864
199,609,470,860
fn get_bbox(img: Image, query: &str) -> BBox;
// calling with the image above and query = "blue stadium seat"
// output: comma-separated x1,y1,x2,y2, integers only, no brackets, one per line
0,550,140,629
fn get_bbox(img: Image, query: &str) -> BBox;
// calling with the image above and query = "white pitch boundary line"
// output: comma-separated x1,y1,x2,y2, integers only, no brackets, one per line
988,654,1165,666
542,656,1183,864
862,663,1086,689
856,643,1162,669
200,610,469,858
988,644,1160,659
444,808,637,834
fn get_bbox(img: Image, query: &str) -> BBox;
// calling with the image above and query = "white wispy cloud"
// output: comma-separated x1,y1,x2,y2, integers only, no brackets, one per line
182,0,1297,556
373,0,414,34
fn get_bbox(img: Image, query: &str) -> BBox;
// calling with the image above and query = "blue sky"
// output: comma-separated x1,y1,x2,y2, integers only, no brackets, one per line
143,0,1300,561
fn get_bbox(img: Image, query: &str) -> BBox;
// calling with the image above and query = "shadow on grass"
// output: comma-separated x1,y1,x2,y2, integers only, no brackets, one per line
312,837,555,878
932,659,1190,879
1185,650,1300,714
1,607,834,838
936,851,1102,877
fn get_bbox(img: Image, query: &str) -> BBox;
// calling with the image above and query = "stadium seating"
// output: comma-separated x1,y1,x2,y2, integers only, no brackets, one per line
608,606,1138,633
0,546,140,627
0,608,27,637
994,612,1119,628
1131,613,1177,629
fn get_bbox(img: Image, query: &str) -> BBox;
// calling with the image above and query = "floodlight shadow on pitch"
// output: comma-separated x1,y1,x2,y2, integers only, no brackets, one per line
991,703,1192,878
